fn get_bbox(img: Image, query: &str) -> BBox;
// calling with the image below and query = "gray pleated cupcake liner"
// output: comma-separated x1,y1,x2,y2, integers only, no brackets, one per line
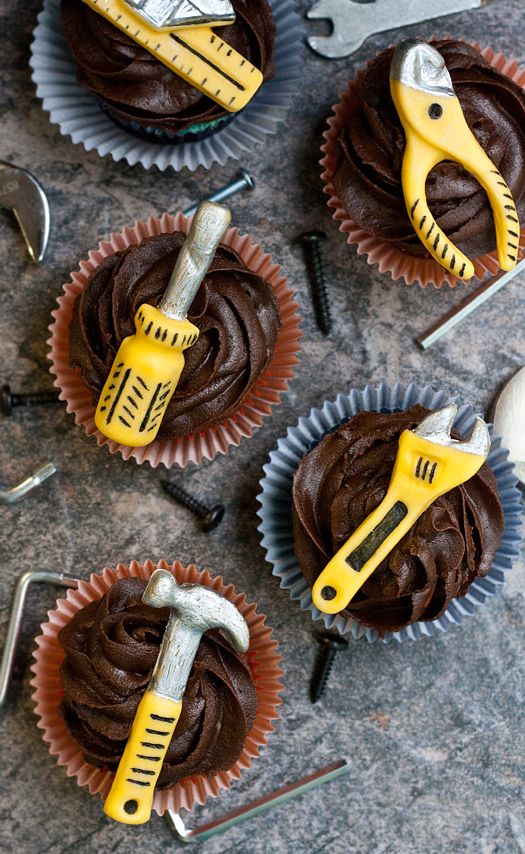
256,382,523,644
30,0,303,171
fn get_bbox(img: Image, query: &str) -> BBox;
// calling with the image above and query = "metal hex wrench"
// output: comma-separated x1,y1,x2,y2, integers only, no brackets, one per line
0,463,56,504
165,759,349,843
0,569,79,707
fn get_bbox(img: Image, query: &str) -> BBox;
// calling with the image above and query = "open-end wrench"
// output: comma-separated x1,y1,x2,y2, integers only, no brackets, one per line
306,0,491,60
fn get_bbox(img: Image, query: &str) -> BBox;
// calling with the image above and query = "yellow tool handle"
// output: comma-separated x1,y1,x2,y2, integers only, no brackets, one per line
104,690,182,825
82,0,263,112
391,81,520,277
94,304,199,446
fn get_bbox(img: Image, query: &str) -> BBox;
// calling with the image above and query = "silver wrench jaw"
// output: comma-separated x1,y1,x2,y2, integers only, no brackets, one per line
0,162,50,263
414,404,491,458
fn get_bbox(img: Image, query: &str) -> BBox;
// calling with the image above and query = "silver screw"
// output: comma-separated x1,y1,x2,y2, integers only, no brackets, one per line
183,169,255,218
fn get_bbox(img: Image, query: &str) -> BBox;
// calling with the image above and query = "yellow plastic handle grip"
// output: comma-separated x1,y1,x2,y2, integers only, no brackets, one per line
81,0,263,112
312,429,488,614
104,690,182,825
391,81,520,277
94,304,199,447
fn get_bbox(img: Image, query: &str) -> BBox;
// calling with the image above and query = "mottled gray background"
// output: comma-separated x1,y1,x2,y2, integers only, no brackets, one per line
1,0,524,852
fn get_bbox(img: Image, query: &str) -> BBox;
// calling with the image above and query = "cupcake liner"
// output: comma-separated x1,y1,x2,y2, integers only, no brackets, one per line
31,558,283,815
29,0,303,172
321,42,525,288
48,212,301,468
256,382,523,644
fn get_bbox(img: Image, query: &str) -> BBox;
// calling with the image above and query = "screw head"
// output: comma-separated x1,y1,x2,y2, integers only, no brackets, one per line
295,230,327,245
239,168,255,192
202,504,225,532
313,629,349,651
1,384,12,416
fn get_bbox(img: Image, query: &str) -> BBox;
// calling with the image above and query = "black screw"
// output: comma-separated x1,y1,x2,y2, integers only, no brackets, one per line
295,231,331,335
161,481,225,532
310,629,348,704
1,383,61,416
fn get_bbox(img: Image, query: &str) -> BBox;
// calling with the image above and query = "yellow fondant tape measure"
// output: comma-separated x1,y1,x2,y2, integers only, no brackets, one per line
312,404,491,615
82,0,263,112
390,40,520,279
94,201,231,446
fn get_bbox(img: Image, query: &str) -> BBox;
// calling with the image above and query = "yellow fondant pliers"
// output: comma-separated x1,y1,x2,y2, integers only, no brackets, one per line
390,40,520,279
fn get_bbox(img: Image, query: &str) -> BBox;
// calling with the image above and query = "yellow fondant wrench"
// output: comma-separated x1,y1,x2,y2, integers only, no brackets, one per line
104,569,249,824
390,40,520,279
94,201,230,446
312,404,490,615
82,0,263,112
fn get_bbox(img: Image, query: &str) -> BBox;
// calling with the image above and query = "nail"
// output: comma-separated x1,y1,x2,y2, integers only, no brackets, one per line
183,169,255,218
295,231,331,335
161,481,225,532
310,629,348,703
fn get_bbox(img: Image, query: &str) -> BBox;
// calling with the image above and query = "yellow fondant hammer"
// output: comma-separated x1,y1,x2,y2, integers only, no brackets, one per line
312,404,491,615
390,40,520,279
94,201,230,446
82,0,263,112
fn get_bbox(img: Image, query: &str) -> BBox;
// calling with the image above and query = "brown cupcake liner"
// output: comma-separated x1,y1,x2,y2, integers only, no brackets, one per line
48,213,301,467
320,42,525,288
30,558,283,815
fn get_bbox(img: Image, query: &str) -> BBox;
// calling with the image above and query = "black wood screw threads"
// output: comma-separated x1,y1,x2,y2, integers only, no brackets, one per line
161,481,225,532
1,384,61,416
310,629,349,704
295,231,331,335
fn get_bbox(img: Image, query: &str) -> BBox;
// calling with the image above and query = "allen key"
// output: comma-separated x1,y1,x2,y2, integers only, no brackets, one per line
165,759,349,843
0,462,56,504
0,569,79,707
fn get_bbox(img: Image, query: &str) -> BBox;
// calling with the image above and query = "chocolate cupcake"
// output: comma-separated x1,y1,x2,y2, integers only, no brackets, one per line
58,577,257,787
31,559,284,814
291,405,504,636
321,39,525,286
60,0,276,143
49,213,301,467
257,383,522,642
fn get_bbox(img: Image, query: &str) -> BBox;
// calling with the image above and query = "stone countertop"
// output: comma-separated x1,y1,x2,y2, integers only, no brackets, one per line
1,1,524,852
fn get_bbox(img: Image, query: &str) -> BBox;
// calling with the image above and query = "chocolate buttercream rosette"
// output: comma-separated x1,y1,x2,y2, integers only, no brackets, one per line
48,212,301,467
31,558,283,814
321,41,525,288
30,0,303,171
256,383,523,643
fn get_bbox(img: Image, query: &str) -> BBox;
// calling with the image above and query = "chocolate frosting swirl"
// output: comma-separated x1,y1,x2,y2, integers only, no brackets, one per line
332,40,525,258
69,232,281,439
292,406,504,635
58,578,257,787
60,0,276,133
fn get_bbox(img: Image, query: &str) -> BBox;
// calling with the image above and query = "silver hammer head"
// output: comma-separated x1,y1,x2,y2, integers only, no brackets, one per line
143,569,250,701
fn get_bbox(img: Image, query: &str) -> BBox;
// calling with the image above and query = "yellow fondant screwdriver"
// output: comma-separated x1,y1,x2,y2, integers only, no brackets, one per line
104,568,249,825
312,404,491,615
82,0,263,112
390,40,520,279
94,201,230,446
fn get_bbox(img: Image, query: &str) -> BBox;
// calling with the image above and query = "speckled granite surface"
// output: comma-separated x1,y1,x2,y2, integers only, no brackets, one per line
1,1,524,852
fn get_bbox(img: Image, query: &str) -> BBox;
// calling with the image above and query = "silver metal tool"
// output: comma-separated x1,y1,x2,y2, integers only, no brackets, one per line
417,257,525,349
493,367,525,487
306,0,490,59
0,161,50,262
125,0,235,30
166,759,350,843
0,569,79,708
183,168,255,218
103,568,249,824
0,462,56,504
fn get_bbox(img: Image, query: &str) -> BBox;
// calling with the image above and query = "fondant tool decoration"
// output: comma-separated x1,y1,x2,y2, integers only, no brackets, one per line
125,0,234,29
493,366,525,486
104,568,250,825
0,161,50,262
81,0,263,112
417,257,525,348
390,40,519,280
306,0,488,60
95,201,230,447
312,404,490,615
166,759,350,842
0,463,56,504
0,569,78,708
